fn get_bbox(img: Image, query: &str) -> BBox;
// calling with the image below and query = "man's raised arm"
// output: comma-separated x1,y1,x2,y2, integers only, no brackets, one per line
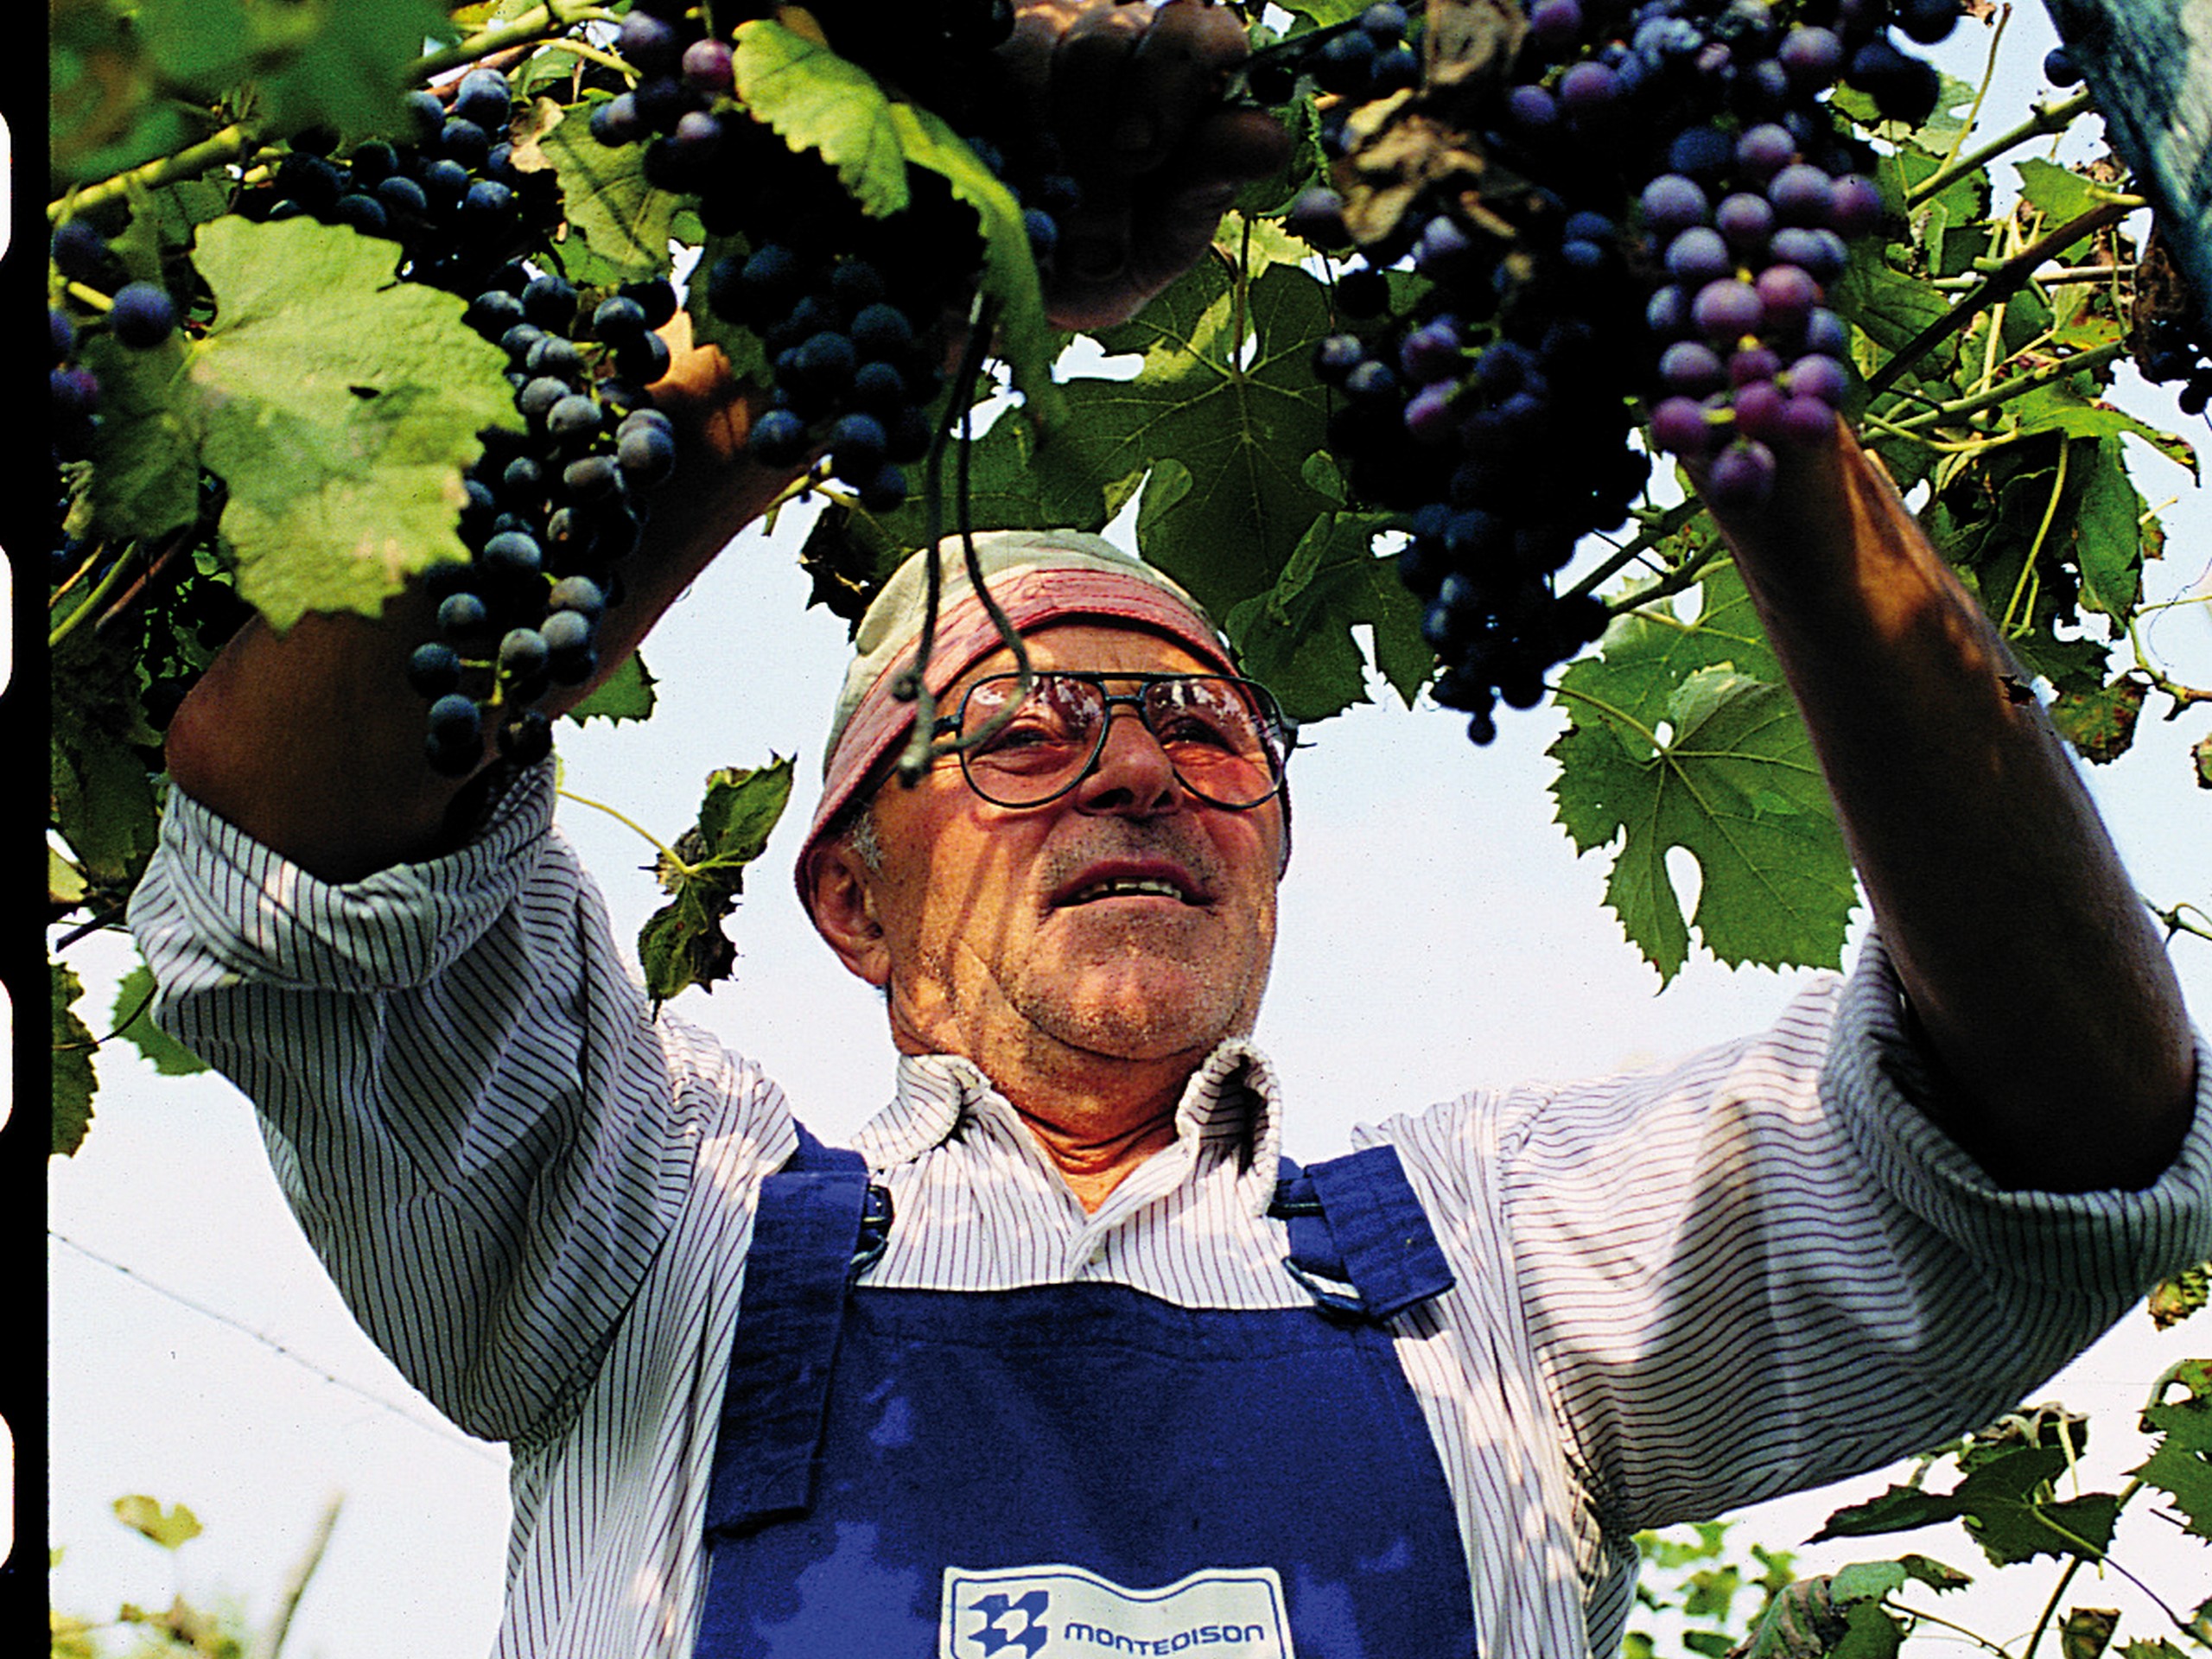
1704,428,2198,1192
161,0,1289,887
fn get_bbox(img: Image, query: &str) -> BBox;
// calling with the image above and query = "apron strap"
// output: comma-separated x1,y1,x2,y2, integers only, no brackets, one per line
1272,1145,1455,1322
703,1124,882,1536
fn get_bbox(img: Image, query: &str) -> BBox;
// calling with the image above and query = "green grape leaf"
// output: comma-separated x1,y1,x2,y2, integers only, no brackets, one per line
2050,673,2146,764
51,848,90,911
564,654,657,725
2005,387,2198,478
1222,509,1428,721
2147,1262,2209,1329
2196,732,2212,791
2132,1359,2212,1539
1830,251,1955,384
1580,554,1783,716
638,758,796,1005
79,330,201,544
187,215,523,630
733,20,908,219
1091,257,1338,620
1812,1444,2123,1567
53,959,99,1159
234,0,459,142
110,964,210,1077
112,1495,203,1550
50,630,163,892
2014,159,2113,246
889,100,1061,423
135,0,261,92
531,105,678,280
1548,641,1852,984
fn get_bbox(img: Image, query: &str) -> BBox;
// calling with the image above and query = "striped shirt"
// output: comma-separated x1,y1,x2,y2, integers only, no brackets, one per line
128,764,2212,1659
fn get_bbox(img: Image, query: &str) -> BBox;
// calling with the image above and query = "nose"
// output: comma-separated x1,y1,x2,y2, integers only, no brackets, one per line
1071,703,1182,817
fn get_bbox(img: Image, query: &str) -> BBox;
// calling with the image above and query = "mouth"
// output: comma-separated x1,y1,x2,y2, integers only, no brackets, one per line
1052,862,1211,908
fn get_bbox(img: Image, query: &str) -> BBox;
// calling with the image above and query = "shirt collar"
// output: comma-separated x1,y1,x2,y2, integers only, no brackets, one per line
852,1039,1285,1211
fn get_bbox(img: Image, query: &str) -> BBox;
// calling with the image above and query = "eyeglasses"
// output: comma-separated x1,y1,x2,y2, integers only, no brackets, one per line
930,671,1291,810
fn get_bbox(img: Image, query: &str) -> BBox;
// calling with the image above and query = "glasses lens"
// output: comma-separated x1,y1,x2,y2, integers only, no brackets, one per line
960,675,1101,804
1141,677,1283,808
959,674,1285,809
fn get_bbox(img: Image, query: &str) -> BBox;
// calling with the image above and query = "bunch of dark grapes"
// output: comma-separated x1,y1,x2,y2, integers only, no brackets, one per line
1272,0,1960,744
586,0,1079,509
237,67,692,772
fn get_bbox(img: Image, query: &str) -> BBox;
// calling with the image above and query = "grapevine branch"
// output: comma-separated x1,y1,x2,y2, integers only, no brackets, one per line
1862,198,2139,401
1564,497,1710,607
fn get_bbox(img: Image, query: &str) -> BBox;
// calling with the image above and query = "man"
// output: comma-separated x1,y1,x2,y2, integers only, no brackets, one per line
128,3,2209,1655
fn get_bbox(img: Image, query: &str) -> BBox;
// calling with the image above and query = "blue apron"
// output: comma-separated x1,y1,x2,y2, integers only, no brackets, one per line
696,1127,1479,1657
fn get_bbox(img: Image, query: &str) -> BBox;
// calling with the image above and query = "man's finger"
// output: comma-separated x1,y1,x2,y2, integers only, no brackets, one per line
1049,3,1155,174
1108,0,1254,173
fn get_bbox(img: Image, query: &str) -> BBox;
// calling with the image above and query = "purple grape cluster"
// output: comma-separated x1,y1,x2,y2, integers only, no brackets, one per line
586,0,1077,510
1278,0,1960,743
410,266,685,772
233,66,690,772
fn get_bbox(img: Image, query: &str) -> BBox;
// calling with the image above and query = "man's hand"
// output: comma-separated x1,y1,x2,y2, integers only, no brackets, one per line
1001,0,1294,330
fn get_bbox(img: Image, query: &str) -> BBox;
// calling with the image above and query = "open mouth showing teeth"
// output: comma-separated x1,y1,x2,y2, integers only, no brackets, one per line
1069,877,1194,905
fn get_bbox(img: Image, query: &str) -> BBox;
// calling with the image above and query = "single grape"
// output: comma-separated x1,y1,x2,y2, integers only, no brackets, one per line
109,282,178,348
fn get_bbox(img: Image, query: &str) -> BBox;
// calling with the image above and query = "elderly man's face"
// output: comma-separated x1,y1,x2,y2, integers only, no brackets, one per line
812,624,1287,1088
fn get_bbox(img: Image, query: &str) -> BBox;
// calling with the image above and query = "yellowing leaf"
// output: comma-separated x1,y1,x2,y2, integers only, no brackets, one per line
113,1494,203,1550
186,216,522,630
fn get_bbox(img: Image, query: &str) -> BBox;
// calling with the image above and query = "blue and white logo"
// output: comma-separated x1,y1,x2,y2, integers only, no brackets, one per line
965,1589,1052,1658
941,1565,1294,1657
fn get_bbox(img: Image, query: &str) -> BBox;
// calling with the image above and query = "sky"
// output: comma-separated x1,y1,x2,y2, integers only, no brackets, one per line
44,10,2212,1656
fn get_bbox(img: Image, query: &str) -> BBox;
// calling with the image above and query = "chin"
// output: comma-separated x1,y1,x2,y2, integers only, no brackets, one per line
1029,962,1262,1065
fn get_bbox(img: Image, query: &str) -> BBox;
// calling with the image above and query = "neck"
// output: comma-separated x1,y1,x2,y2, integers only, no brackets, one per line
903,1037,1205,1211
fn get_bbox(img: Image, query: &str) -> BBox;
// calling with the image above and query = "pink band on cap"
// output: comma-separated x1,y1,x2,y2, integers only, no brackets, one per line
795,567,1237,909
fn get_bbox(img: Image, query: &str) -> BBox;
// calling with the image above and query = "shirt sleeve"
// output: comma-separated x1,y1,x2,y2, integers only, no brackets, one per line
125,765,794,1445
1392,936,2212,1539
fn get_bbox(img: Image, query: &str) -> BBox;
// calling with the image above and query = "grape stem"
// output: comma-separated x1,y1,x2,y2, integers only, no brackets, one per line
50,3,618,220
893,296,1033,785
1560,497,1709,609
2021,1476,2145,1659
49,543,145,651
1930,263,2135,290
1862,199,2139,400
1927,0,2009,187
411,3,623,83
50,121,263,226
556,787,683,867
1904,88,2097,210
1996,432,2068,638
2156,902,2212,944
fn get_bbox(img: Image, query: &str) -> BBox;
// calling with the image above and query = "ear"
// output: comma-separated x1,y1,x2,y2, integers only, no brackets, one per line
805,841,893,988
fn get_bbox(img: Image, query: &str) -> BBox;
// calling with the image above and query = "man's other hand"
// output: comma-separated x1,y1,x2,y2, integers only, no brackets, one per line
1002,0,1294,331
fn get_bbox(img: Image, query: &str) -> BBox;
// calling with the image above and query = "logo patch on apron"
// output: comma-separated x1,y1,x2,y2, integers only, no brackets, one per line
939,1564,1294,1657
